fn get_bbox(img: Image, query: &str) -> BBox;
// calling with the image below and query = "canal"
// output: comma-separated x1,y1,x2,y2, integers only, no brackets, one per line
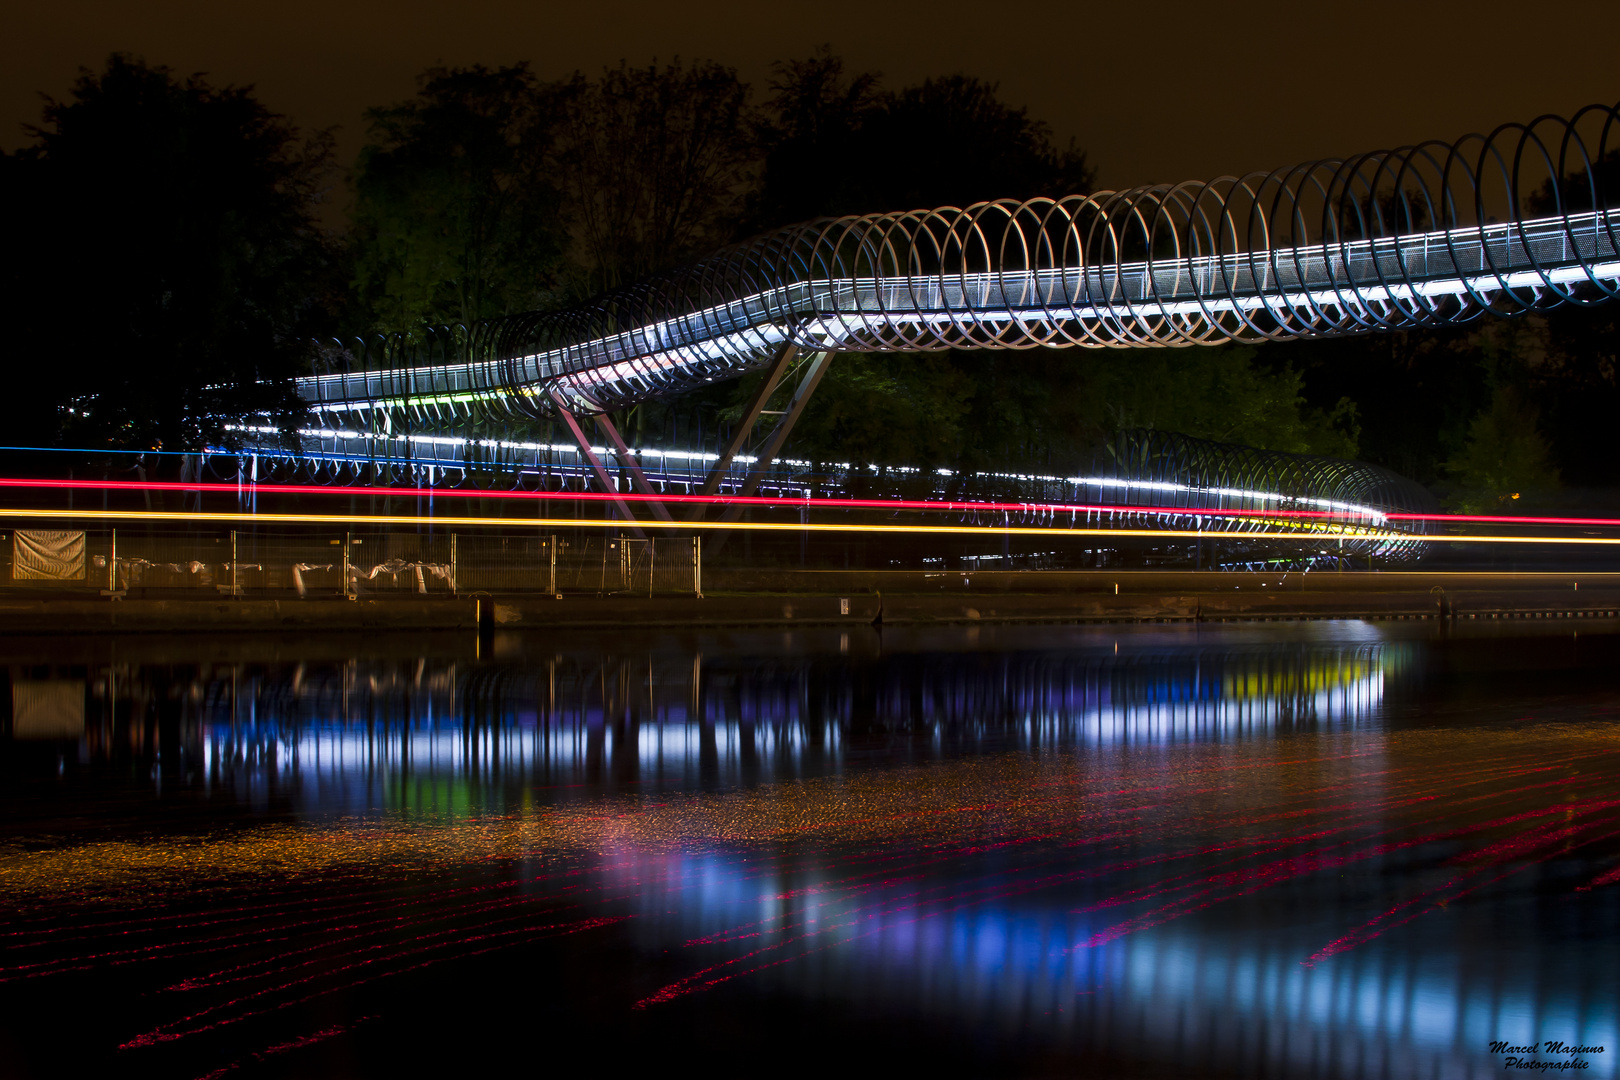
1,621,1616,1077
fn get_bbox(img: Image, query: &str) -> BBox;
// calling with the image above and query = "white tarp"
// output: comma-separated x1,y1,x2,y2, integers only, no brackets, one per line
12,530,85,581
12,681,85,738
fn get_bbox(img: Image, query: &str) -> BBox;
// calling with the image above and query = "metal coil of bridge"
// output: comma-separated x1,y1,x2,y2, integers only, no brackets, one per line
301,102,1617,421
256,104,1618,562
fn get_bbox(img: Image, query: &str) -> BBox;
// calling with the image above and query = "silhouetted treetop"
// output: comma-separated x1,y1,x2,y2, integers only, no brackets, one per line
552,59,758,294
352,63,567,330
752,49,1096,228
2,54,341,450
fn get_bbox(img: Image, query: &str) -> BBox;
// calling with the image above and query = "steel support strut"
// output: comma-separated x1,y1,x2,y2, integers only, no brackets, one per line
718,351,832,521
548,390,647,538
589,411,674,523
697,343,799,498
698,350,832,554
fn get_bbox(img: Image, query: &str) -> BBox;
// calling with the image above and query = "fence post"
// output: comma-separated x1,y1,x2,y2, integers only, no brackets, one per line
109,528,117,592
549,535,557,597
450,533,458,595
693,536,702,599
231,530,238,596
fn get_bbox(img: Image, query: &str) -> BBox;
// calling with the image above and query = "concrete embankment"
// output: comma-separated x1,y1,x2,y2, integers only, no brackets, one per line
1,571,1618,633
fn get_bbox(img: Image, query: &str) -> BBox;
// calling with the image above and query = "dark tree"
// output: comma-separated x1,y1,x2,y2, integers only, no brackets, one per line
1527,149,1620,488
753,51,1096,227
859,75,1095,211
748,49,883,230
352,64,567,331
2,55,340,450
1536,300,1620,488
552,59,758,294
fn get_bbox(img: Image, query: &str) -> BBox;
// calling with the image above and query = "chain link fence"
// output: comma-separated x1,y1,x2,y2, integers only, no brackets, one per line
0,528,701,598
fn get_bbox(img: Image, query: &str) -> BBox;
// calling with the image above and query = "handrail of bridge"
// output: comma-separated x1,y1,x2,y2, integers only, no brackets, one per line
300,102,1619,421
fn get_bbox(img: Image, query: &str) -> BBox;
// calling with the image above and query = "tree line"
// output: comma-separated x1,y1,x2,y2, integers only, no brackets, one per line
2,52,1614,507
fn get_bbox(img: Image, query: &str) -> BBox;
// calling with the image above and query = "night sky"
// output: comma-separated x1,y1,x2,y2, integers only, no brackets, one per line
6,0,1619,197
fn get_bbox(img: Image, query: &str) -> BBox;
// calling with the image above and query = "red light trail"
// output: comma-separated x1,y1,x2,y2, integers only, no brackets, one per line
2,476,1618,528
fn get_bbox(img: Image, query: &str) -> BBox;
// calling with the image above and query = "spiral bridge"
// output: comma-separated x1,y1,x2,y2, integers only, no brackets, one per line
254,104,1619,564
303,103,1618,421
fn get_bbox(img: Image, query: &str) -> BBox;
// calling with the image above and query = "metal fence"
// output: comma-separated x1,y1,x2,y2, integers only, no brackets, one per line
0,528,702,598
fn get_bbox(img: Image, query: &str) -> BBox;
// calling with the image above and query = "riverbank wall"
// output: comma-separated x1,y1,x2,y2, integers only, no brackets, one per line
2,570,1618,633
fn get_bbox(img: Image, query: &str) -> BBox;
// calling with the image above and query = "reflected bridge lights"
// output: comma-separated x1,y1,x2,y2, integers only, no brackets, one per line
154,642,1407,798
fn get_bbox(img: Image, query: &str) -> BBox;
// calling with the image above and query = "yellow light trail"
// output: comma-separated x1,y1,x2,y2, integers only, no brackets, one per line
1,506,1617,546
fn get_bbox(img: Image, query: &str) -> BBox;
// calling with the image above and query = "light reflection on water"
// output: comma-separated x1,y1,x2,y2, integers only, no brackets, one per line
2,622,1617,1079
161,630,1400,810
624,847,1616,1080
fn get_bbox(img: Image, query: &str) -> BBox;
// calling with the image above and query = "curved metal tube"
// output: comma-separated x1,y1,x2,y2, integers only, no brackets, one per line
269,105,1617,561
301,103,1619,422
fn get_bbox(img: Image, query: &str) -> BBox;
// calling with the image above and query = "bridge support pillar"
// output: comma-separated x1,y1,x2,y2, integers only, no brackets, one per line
717,350,832,522
589,411,673,524
697,350,833,557
548,391,648,538
695,343,801,501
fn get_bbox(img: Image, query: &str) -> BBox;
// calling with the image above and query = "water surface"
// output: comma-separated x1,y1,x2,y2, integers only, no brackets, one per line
2,622,1617,1078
